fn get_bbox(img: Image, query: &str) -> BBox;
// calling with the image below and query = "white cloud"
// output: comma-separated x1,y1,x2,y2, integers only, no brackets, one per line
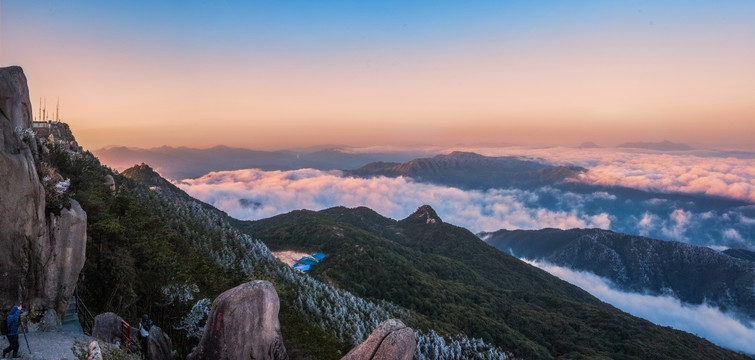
636,212,659,236
662,209,691,241
523,259,755,355
723,228,745,242
177,169,612,233
707,245,730,252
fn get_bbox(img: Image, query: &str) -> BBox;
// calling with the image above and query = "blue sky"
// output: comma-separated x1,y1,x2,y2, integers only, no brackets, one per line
2,1,754,150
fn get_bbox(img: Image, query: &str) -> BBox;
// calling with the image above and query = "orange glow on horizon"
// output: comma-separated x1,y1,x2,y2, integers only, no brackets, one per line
3,2,754,151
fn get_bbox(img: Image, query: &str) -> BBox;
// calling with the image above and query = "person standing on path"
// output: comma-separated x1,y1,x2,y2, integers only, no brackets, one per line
138,314,152,360
2,305,23,358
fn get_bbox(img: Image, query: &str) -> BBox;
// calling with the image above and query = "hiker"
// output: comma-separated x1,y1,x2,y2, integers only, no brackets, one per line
138,314,152,359
2,305,22,359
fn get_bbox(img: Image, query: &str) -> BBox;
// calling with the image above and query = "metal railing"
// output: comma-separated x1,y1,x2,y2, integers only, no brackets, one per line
120,319,140,353
74,287,95,335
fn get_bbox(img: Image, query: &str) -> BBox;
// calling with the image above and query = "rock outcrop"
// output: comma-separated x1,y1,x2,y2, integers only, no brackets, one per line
399,205,442,225
92,312,126,344
146,325,178,360
0,65,87,322
93,312,176,359
30,199,87,318
36,309,62,332
187,280,288,360
103,174,116,193
342,319,416,360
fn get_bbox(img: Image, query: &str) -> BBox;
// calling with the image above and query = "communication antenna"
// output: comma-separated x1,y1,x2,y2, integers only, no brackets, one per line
56,97,60,121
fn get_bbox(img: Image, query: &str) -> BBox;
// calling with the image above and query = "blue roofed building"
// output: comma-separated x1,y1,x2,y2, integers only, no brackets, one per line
293,252,326,272
293,264,311,272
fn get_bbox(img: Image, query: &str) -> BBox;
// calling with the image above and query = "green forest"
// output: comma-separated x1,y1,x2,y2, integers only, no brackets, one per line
46,145,509,359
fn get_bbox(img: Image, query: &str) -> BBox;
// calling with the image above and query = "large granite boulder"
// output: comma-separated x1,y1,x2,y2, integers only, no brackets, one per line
187,280,288,360
92,312,126,343
36,309,62,332
103,174,116,193
342,319,416,360
29,198,87,317
0,66,87,321
146,325,178,360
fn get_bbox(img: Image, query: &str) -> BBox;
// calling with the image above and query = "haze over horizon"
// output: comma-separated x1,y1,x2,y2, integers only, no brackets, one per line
2,1,754,151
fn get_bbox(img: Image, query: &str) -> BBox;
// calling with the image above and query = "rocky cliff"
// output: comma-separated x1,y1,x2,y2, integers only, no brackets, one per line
0,66,87,321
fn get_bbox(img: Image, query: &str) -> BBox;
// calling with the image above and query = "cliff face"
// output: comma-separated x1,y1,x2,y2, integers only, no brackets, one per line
0,66,87,320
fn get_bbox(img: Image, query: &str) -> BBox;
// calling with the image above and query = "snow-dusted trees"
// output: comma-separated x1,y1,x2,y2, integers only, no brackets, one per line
415,330,509,360
135,180,509,359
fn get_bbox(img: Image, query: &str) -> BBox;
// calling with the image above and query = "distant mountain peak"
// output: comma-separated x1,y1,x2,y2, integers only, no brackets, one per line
137,162,154,171
577,141,601,149
442,151,485,159
617,140,693,151
122,162,171,189
403,205,442,225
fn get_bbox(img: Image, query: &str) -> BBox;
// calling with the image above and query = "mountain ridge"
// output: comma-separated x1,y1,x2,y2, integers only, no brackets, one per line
235,204,748,359
345,151,585,190
617,140,694,151
480,227,755,322
94,145,423,180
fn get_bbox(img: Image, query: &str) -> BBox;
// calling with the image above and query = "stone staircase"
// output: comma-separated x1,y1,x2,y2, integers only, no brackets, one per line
61,295,83,333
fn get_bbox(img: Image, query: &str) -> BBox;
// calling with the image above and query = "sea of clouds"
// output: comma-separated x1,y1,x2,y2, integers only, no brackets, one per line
448,146,755,203
174,147,755,354
523,259,755,355
177,168,612,231
177,147,755,249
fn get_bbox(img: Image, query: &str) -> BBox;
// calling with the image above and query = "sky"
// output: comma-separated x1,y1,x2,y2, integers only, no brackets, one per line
2,1,754,150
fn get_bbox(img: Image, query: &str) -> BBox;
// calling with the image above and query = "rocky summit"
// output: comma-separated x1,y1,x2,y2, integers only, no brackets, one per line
400,204,443,225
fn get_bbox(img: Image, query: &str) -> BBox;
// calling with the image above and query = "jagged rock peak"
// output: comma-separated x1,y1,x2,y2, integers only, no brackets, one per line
404,205,442,224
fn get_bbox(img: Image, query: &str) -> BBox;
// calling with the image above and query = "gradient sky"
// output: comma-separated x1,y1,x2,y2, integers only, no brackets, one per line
2,1,754,150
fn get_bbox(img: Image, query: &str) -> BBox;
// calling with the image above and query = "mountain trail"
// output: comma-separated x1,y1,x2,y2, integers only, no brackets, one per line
0,331,93,360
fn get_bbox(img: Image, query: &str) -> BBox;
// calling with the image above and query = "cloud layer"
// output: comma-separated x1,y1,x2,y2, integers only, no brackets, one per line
176,147,755,249
451,146,755,203
524,259,755,355
178,169,611,233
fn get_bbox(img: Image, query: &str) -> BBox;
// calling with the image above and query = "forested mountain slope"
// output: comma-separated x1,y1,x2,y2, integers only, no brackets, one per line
480,228,755,322
236,206,748,359
61,152,507,359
